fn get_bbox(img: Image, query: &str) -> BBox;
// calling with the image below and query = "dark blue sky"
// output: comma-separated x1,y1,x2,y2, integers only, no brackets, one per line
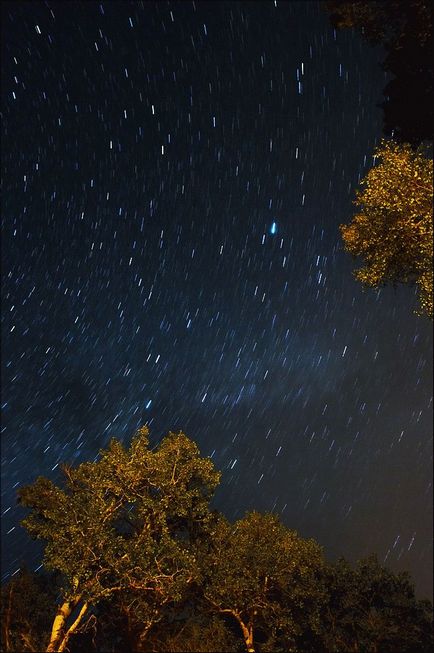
2,1,432,598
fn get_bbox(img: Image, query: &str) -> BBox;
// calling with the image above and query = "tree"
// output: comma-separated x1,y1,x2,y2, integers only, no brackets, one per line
340,140,433,317
145,614,242,653
12,426,434,651
325,1,433,145
18,427,220,652
319,556,434,652
325,1,432,49
380,27,433,146
203,511,325,653
1,568,59,652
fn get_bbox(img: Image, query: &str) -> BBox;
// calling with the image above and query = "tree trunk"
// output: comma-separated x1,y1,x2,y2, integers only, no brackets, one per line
213,606,255,653
46,598,88,652
3,584,13,652
236,617,255,653
46,600,74,652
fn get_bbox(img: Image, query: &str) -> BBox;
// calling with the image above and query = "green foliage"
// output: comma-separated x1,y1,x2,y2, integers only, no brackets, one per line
9,426,434,652
319,556,434,652
203,511,326,651
340,140,433,317
146,615,242,653
18,427,220,649
326,4,433,314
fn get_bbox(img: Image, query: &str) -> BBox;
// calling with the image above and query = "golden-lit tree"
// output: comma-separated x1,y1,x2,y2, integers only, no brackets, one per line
340,140,433,317
18,427,220,652
6,428,434,651
203,512,325,653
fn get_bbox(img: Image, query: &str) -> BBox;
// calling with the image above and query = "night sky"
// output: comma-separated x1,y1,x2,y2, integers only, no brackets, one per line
1,1,433,599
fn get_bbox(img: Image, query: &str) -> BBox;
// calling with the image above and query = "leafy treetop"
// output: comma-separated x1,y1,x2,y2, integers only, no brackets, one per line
340,140,433,317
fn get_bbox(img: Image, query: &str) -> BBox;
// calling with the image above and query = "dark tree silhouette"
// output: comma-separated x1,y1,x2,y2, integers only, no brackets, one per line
325,1,433,144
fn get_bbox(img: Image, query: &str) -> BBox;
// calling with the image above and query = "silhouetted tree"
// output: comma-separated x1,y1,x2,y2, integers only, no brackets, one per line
318,556,434,652
325,1,433,144
1,568,60,652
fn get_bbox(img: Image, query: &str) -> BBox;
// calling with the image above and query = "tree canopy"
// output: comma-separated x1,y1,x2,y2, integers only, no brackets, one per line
340,140,433,317
325,1,432,50
2,426,432,652
319,556,434,652
17,427,220,652
203,511,325,652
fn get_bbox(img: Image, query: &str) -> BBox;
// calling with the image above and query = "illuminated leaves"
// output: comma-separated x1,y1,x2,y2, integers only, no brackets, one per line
18,427,220,648
340,140,433,317
15,428,434,651
204,511,325,651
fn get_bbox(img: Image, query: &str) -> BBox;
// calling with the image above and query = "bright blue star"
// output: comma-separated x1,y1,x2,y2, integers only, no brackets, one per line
270,221,277,235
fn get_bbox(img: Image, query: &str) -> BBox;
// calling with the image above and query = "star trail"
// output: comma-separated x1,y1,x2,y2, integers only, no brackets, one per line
1,1,432,598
